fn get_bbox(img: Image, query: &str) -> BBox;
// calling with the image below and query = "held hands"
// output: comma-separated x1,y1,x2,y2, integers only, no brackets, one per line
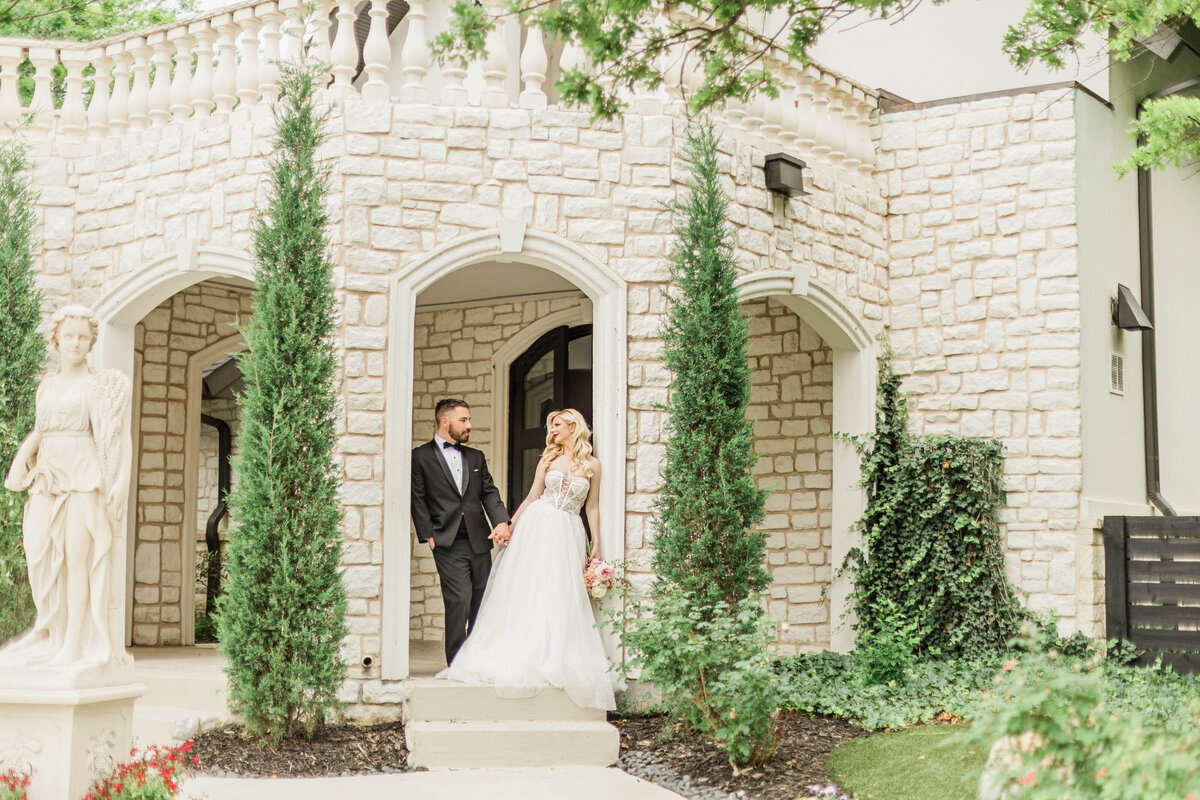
489,521,512,547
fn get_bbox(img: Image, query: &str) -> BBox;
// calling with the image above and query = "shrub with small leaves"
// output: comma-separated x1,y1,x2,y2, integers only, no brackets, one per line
0,768,30,800
970,628,1200,799
616,585,782,767
83,742,199,800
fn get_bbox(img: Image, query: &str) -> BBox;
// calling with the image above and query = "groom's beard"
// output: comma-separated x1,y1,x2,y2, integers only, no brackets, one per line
449,429,470,444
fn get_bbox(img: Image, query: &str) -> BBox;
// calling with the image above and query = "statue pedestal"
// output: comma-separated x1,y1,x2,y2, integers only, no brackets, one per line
0,683,145,800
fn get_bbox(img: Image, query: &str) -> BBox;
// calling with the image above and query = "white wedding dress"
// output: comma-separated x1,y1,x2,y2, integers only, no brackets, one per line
436,469,622,710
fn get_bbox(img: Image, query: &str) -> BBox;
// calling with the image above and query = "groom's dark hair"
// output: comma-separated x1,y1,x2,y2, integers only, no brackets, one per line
435,398,469,424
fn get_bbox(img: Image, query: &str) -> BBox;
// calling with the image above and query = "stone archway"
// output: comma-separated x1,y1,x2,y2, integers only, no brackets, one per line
93,242,256,648
383,228,627,680
735,271,876,653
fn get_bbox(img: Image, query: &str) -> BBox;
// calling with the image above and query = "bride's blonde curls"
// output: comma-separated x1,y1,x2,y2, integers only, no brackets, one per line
538,409,594,477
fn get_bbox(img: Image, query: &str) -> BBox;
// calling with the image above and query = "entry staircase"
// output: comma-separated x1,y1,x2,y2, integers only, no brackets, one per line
130,644,619,768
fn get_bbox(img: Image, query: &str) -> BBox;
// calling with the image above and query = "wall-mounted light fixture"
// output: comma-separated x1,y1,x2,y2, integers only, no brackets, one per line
764,152,810,197
1113,283,1153,331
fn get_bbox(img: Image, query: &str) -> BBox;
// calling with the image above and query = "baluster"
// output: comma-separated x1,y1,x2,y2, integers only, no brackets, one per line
826,81,847,168
310,0,335,89
87,50,112,139
724,95,746,131
330,0,357,94
778,64,800,152
742,90,765,140
127,38,151,131
168,28,194,122
28,47,57,134
439,0,468,105
794,67,816,158
398,0,430,102
279,14,304,63
59,50,87,138
839,88,860,173
362,0,392,101
236,11,263,108
760,63,783,147
148,33,172,126
190,21,216,119
809,70,831,161
0,45,22,130
259,8,284,104
107,46,132,136
557,39,586,109
855,94,876,176
518,25,547,109
481,0,509,107
212,16,239,114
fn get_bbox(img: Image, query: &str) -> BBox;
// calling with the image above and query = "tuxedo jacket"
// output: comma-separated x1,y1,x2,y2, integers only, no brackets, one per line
411,440,510,553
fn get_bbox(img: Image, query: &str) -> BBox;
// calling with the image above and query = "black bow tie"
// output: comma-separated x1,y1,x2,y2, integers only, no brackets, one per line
441,441,460,451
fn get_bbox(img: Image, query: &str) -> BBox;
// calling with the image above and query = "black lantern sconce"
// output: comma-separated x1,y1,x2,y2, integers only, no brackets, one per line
1112,283,1153,331
764,152,810,197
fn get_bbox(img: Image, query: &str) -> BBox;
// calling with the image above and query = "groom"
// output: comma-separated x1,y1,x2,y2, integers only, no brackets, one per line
411,398,512,664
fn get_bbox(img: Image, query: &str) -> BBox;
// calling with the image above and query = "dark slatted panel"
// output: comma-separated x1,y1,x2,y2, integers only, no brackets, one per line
1127,583,1200,605
1127,628,1200,652
1128,559,1200,582
1105,516,1200,675
1126,537,1200,560
1127,605,1200,628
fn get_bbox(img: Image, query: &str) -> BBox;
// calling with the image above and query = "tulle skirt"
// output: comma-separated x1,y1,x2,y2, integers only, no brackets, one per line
436,498,622,710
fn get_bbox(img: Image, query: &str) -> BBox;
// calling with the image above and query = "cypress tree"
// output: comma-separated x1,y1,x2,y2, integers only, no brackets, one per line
218,61,347,744
654,120,768,610
0,140,45,642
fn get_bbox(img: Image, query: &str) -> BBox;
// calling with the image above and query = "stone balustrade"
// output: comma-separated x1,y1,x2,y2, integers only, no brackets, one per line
0,0,877,177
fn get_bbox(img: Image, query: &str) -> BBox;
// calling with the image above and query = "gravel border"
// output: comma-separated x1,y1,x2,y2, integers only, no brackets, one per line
618,749,853,800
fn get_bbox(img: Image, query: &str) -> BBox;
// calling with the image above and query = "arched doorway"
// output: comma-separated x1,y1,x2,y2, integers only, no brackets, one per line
507,324,593,511
385,229,627,680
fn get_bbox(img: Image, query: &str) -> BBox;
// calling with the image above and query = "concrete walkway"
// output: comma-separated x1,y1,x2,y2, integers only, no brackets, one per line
184,767,683,799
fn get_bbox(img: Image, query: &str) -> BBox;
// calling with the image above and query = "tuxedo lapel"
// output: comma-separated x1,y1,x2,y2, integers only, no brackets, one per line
431,440,463,496
461,448,475,494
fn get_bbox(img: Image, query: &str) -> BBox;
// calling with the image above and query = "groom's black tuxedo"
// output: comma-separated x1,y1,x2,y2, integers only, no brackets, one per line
410,439,510,553
411,439,510,663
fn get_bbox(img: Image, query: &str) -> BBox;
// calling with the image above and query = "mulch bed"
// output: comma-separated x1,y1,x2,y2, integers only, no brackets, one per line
613,713,864,800
191,721,408,777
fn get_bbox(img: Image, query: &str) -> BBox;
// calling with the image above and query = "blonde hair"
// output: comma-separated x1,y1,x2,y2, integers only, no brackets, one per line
538,409,594,477
49,304,99,355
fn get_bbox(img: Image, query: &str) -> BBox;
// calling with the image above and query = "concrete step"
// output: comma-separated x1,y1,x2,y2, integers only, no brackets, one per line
405,678,605,723
133,704,232,746
406,720,620,768
136,670,229,716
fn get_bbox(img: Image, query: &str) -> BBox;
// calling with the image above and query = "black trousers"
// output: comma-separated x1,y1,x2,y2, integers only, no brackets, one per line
431,522,492,664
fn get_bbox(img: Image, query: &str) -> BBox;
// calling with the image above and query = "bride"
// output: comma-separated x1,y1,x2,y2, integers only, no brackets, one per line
437,408,622,710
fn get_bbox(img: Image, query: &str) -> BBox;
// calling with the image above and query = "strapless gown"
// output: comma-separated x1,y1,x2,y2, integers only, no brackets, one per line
436,469,622,710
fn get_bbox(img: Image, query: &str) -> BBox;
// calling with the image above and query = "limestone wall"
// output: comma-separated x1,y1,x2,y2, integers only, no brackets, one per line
131,281,252,646
878,89,1084,624
745,298,835,655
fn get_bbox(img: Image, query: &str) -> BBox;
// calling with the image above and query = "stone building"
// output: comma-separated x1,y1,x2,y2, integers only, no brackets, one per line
5,0,1200,716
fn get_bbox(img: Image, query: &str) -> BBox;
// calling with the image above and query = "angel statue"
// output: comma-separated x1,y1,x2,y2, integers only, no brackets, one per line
2,304,132,667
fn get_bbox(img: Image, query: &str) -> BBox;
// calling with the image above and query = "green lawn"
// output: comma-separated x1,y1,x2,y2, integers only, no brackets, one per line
826,725,987,800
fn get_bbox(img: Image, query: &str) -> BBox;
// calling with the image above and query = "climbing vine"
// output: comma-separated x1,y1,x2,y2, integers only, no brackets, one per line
842,348,1024,659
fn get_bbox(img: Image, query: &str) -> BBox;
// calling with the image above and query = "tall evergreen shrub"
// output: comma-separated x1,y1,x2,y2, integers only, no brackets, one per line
653,119,767,610
844,351,1023,658
0,140,45,643
619,121,779,768
218,61,347,744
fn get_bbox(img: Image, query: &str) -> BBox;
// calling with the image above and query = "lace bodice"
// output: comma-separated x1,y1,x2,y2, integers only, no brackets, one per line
541,469,590,515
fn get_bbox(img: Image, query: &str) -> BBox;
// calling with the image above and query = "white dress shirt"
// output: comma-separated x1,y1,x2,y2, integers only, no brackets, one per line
434,434,465,492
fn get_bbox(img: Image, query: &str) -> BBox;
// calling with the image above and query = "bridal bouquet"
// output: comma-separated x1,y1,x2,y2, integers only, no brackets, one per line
584,557,616,599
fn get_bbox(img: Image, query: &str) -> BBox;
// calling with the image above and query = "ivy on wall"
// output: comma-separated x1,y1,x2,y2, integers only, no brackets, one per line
843,349,1024,659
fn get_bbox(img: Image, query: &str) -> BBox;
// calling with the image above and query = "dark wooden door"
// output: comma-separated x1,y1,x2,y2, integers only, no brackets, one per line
508,324,593,512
